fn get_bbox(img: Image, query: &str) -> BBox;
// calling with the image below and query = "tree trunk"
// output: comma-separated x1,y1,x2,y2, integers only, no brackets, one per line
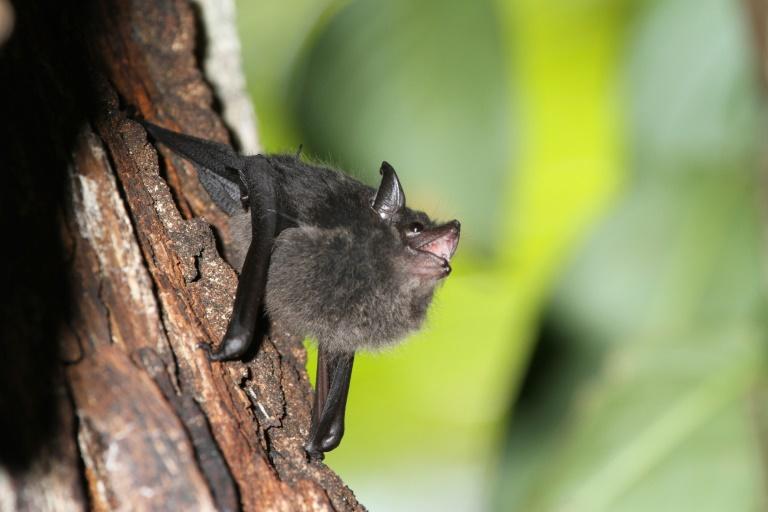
0,1,363,510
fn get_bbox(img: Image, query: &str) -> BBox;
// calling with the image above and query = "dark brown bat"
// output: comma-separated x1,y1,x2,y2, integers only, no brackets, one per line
140,120,460,459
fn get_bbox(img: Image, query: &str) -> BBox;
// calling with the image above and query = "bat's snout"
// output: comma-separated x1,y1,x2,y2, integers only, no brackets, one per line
409,220,461,278
417,220,460,261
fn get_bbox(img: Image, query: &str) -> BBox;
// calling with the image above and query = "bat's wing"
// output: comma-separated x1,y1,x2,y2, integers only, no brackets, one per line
203,155,280,360
140,120,243,181
140,120,246,214
142,120,281,361
306,348,354,460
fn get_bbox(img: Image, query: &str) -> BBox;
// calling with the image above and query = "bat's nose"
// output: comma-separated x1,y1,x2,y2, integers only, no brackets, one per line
446,220,461,259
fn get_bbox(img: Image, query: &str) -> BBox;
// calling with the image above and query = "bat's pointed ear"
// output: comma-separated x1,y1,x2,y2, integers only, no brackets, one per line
372,161,405,220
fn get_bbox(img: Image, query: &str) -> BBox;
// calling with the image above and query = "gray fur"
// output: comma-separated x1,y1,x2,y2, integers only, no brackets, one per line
225,212,251,272
264,225,437,353
225,213,445,354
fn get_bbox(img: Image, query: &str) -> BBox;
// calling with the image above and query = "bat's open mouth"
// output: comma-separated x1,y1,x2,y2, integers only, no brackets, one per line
410,220,461,276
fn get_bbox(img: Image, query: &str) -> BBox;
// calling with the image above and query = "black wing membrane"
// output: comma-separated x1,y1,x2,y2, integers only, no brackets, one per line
140,120,246,214
140,120,244,181
142,121,279,361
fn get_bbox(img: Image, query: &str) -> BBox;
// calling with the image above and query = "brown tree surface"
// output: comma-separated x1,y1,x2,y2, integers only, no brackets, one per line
0,1,363,510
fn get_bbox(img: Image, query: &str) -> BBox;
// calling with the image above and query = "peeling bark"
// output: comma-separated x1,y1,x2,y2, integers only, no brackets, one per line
0,0,363,510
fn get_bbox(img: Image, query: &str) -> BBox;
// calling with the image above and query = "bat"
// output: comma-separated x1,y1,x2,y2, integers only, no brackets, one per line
139,120,460,460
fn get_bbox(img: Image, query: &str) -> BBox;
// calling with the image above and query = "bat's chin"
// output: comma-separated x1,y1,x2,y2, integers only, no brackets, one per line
410,220,460,279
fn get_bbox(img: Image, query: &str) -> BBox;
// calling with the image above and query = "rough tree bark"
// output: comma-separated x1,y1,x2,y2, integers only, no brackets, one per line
0,1,363,510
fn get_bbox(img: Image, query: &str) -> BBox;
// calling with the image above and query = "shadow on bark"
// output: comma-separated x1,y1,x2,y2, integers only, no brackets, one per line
0,0,98,472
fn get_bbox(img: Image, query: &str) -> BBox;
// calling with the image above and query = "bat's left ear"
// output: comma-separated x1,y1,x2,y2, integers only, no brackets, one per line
372,161,405,221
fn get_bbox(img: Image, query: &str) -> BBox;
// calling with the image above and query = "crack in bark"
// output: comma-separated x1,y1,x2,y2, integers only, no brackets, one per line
134,347,239,512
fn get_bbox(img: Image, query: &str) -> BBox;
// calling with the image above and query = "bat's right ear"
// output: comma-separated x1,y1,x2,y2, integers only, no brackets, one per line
372,161,405,221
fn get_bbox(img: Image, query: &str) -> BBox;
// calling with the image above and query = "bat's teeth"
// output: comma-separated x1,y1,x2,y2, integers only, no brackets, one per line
421,237,455,262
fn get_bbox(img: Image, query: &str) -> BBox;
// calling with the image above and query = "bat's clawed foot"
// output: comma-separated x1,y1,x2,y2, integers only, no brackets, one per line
196,342,227,362
305,427,344,462
197,334,251,362
305,445,325,462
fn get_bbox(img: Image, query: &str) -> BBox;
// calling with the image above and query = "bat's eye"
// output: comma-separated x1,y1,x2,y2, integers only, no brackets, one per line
409,222,424,234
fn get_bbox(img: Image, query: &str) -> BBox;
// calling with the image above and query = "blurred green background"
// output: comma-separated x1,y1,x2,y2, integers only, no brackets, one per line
234,0,767,510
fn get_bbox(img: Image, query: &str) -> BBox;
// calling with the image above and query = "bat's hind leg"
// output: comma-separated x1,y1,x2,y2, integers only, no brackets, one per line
306,349,355,460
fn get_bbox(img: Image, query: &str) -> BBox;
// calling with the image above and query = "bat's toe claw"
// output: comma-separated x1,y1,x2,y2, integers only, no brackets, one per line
304,443,325,462
304,428,343,462
197,342,223,361
198,335,252,361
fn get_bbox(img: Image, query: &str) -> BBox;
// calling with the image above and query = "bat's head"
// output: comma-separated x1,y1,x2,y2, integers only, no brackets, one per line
371,162,461,281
